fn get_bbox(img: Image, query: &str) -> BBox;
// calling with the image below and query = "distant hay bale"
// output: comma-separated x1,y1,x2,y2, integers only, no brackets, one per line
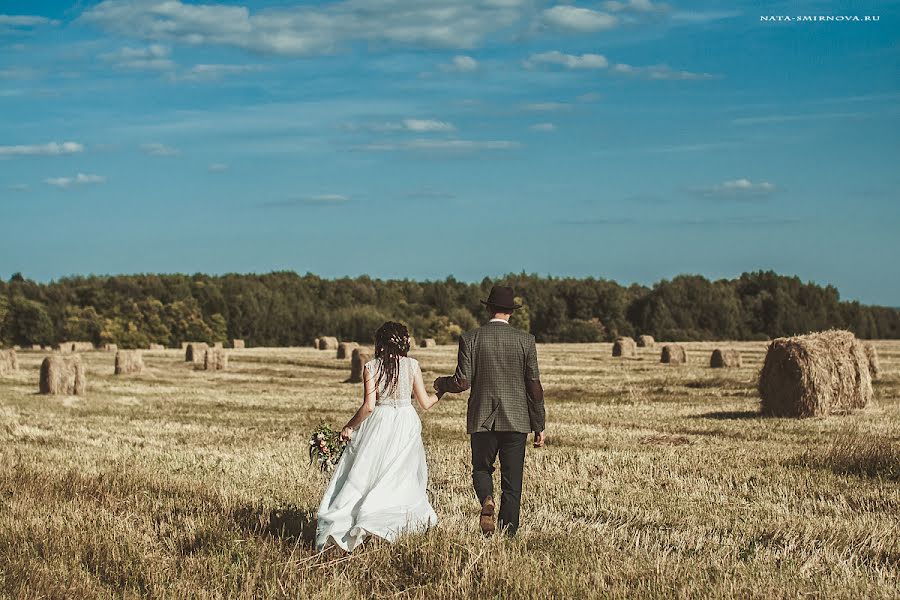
148,343,165,350
318,336,338,351
350,348,372,383
337,342,359,359
232,339,245,349
758,330,872,418
408,336,417,348
103,343,118,352
661,344,687,365
213,341,224,349
185,342,209,363
31,344,42,351
0,350,18,376
202,348,228,371
57,342,73,353
39,354,86,395
71,341,94,352
637,335,655,348
114,350,144,375
181,342,189,350
862,342,880,380
422,338,437,348
313,338,320,349
710,348,742,368
612,337,637,358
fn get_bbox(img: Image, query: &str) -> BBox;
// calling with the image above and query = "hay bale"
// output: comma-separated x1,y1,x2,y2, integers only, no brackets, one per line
0,349,18,376
758,330,872,418
337,341,359,359
637,335,655,348
350,348,372,383
313,338,320,349
185,342,209,363
181,342,189,350
148,343,165,350
103,343,118,352
232,339,245,349
213,341,224,349
31,344,42,351
39,354,86,395
318,336,338,350
422,338,437,348
862,342,880,380
661,344,687,365
408,336,417,348
71,341,94,352
57,342,73,353
710,348,742,368
612,337,636,358
202,348,228,371
114,350,144,375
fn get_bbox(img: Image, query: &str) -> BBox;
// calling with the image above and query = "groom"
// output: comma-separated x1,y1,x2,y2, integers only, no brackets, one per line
434,285,545,536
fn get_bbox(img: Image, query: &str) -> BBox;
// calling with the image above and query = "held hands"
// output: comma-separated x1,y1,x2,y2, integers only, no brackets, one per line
340,426,354,442
533,431,545,448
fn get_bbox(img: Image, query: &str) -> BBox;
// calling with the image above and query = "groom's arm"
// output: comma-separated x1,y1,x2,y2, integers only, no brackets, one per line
524,336,545,434
434,336,471,399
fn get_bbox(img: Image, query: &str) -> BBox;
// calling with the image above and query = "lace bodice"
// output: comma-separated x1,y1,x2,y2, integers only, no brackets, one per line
366,356,420,404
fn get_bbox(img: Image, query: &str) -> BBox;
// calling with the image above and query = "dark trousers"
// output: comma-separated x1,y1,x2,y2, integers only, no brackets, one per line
470,431,527,535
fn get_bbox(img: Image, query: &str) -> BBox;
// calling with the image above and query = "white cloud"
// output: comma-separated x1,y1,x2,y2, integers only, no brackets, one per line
355,139,520,152
603,0,669,14
439,55,479,73
178,63,265,81
402,119,455,132
612,62,715,80
81,0,528,55
208,163,229,172
305,194,350,204
140,142,180,156
524,51,608,70
45,173,106,189
0,15,59,28
7,183,30,192
540,5,618,32
102,44,174,71
0,142,85,157
693,178,777,198
522,102,571,112
530,123,556,132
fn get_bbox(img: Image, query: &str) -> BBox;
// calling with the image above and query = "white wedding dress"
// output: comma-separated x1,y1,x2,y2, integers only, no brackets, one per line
315,356,438,552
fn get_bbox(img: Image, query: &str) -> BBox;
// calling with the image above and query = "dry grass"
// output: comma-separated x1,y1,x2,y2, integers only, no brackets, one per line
1,340,898,598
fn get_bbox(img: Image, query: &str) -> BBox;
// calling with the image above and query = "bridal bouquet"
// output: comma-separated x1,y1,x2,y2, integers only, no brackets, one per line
308,422,346,473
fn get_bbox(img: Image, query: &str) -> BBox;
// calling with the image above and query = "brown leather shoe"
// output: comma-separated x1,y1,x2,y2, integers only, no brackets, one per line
479,496,496,535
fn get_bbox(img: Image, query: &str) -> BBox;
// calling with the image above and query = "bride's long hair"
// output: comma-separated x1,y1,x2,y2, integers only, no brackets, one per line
373,321,411,396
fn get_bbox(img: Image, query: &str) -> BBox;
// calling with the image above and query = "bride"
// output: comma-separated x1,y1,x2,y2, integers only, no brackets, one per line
315,322,440,552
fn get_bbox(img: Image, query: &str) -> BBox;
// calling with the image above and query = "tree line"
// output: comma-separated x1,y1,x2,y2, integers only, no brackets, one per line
0,271,897,348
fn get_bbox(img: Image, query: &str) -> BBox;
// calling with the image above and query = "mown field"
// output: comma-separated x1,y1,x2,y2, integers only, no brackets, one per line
1,341,898,599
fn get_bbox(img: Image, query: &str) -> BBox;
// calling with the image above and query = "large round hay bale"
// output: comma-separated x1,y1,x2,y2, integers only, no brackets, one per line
710,348,742,368
0,349,18,376
422,338,437,348
114,350,144,375
313,338,320,349
661,344,687,365
72,341,94,352
612,337,637,358
103,343,118,352
636,335,655,348
318,336,339,351
758,330,872,418
232,339,245,349
350,348,372,383
39,354,86,395
862,342,880,380
57,342,73,353
337,341,359,359
203,348,228,371
148,343,165,350
181,342,189,350
185,342,209,363
213,341,224,349
408,336,417,349
30,344,42,351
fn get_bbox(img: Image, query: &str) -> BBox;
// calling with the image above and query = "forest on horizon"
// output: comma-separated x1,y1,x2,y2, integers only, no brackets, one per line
1,270,898,348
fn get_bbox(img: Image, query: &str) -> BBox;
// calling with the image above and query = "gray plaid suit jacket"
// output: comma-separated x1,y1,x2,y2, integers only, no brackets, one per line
437,321,545,435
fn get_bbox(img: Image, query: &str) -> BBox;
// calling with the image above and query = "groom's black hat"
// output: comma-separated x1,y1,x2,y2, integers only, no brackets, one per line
481,286,522,312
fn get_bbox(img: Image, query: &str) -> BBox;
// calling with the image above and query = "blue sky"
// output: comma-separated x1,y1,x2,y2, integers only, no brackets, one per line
1,1,897,304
